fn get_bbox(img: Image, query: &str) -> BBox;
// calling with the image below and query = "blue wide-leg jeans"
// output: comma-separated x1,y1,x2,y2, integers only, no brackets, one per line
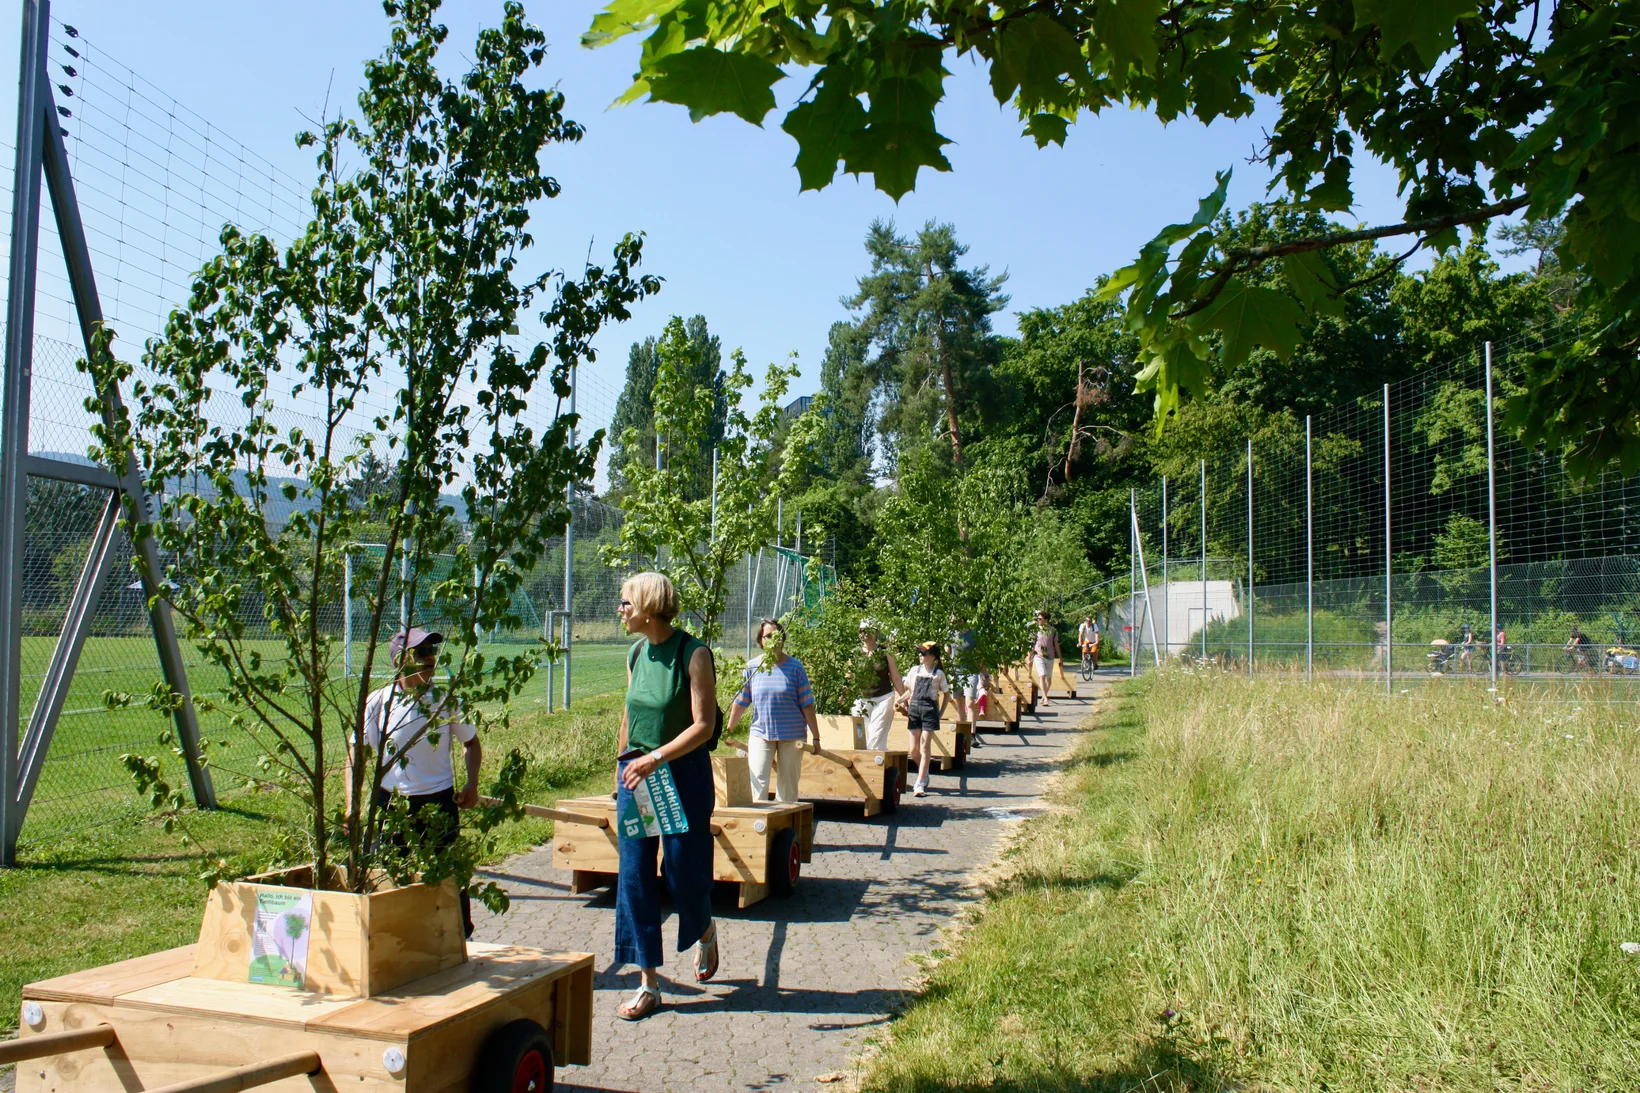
613,745,716,969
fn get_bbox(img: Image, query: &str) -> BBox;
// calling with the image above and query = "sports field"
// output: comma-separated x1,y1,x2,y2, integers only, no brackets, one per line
15,635,634,845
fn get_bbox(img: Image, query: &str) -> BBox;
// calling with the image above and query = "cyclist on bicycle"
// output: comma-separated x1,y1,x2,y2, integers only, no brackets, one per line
1566,626,1592,669
1078,616,1100,678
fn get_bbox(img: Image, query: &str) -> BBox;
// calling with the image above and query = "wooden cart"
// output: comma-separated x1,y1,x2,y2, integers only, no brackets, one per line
976,691,1021,733
5,941,593,1093
544,796,815,909
766,740,909,817
996,666,1038,713
816,714,972,773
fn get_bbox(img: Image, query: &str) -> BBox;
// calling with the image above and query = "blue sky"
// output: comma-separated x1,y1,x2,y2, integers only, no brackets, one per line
3,1,1524,478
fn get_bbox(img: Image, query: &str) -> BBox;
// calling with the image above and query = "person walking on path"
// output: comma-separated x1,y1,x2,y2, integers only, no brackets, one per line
346,626,482,938
727,618,822,802
1030,611,1062,708
612,572,720,1021
854,620,904,750
896,641,950,797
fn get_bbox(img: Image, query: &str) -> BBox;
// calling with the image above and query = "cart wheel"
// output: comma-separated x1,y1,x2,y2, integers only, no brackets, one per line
770,828,800,898
478,1018,555,1093
881,768,901,815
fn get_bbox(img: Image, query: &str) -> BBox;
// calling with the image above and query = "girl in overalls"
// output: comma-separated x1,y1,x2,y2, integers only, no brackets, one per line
896,641,950,797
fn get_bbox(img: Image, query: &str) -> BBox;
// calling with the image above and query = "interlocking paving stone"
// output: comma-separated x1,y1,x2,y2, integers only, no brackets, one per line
476,675,1113,1092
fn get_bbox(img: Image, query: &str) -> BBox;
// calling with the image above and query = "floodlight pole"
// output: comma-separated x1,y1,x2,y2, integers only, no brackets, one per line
1486,343,1498,694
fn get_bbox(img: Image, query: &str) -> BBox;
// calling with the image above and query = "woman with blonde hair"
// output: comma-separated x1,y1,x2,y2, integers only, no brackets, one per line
612,572,719,1020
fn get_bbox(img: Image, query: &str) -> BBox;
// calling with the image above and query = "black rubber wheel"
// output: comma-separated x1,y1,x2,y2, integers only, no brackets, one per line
769,827,800,898
880,766,901,814
476,1018,554,1093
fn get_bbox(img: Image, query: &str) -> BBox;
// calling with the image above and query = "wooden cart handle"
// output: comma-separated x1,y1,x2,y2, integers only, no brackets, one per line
0,1024,115,1065
479,797,610,829
143,1050,321,1093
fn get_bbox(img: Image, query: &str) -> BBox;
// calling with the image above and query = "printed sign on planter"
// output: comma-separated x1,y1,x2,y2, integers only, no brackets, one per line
248,889,313,988
619,761,690,840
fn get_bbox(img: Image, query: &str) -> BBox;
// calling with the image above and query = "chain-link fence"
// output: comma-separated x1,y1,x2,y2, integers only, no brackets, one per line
1105,318,1640,697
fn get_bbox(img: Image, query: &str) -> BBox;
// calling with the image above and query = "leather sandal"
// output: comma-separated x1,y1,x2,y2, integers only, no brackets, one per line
617,984,661,1021
694,923,719,982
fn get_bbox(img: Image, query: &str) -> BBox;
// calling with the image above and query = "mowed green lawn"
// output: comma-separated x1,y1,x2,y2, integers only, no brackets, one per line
866,674,1640,1092
16,636,634,842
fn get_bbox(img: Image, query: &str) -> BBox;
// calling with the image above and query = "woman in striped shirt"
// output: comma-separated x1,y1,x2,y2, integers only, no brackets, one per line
727,618,821,802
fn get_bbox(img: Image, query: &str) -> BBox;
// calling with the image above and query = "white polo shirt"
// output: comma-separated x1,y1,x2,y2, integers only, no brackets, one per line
362,683,476,796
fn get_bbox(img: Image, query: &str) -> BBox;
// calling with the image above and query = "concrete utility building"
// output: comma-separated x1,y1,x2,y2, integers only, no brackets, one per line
1111,580,1240,659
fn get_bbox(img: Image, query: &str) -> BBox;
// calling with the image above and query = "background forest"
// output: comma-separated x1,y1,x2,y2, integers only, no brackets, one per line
606,204,1575,601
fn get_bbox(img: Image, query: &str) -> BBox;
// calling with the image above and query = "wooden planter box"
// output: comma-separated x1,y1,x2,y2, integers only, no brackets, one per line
976,692,1021,732
772,741,909,818
816,714,971,772
551,796,814,909
193,866,467,999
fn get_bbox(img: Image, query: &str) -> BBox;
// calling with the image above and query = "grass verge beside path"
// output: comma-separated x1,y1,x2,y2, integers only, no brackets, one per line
0,691,626,1036
865,674,1640,1092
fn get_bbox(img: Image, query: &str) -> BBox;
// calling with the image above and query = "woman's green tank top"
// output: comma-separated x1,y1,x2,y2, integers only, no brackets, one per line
625,629,697,753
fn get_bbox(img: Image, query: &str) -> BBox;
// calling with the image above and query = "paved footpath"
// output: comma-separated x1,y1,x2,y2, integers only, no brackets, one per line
475,676,1112,1093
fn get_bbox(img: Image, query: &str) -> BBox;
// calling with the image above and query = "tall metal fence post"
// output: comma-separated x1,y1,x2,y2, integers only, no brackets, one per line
1129,489,1137,678
1246,439,1253,674
0,0,49,863
1305,415,1314,682
344,553,353,679
1486,342,1498,694
1200,459,1207,663
563,365,575,709
1161,476,1168,658
1384,383,1392,697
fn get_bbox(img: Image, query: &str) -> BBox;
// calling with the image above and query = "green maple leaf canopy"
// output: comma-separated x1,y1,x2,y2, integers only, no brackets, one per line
648,48,783,124
1190,278,1307,369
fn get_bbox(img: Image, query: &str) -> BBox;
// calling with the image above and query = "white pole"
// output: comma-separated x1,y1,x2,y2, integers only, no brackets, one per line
1200,459,1207,663
1486,342,1498,693
343,552,353,679
710,447,719,543
1384,383,1392,697
1306,415,1314,682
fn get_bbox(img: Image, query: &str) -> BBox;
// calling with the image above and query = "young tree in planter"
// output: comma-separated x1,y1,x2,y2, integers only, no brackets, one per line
604,315,821,644
91,0,656,898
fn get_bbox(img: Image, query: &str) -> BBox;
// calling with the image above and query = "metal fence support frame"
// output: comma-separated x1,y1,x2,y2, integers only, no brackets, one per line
1384,382,1392,696
1486,342,1498,693
3,0,216,863
1131,501,1160,668
1305,415,1314,682
1200,459,1207,663
1129,490,1137,678
1246,438,1253,674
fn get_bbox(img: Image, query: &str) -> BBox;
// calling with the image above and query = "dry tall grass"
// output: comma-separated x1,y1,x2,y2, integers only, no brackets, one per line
865,674,1640,1091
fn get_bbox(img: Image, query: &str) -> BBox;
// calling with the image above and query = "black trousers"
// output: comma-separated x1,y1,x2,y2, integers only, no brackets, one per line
375,786,473,938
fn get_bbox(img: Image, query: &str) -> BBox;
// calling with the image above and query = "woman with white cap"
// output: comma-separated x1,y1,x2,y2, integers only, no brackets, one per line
853,619,904,750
